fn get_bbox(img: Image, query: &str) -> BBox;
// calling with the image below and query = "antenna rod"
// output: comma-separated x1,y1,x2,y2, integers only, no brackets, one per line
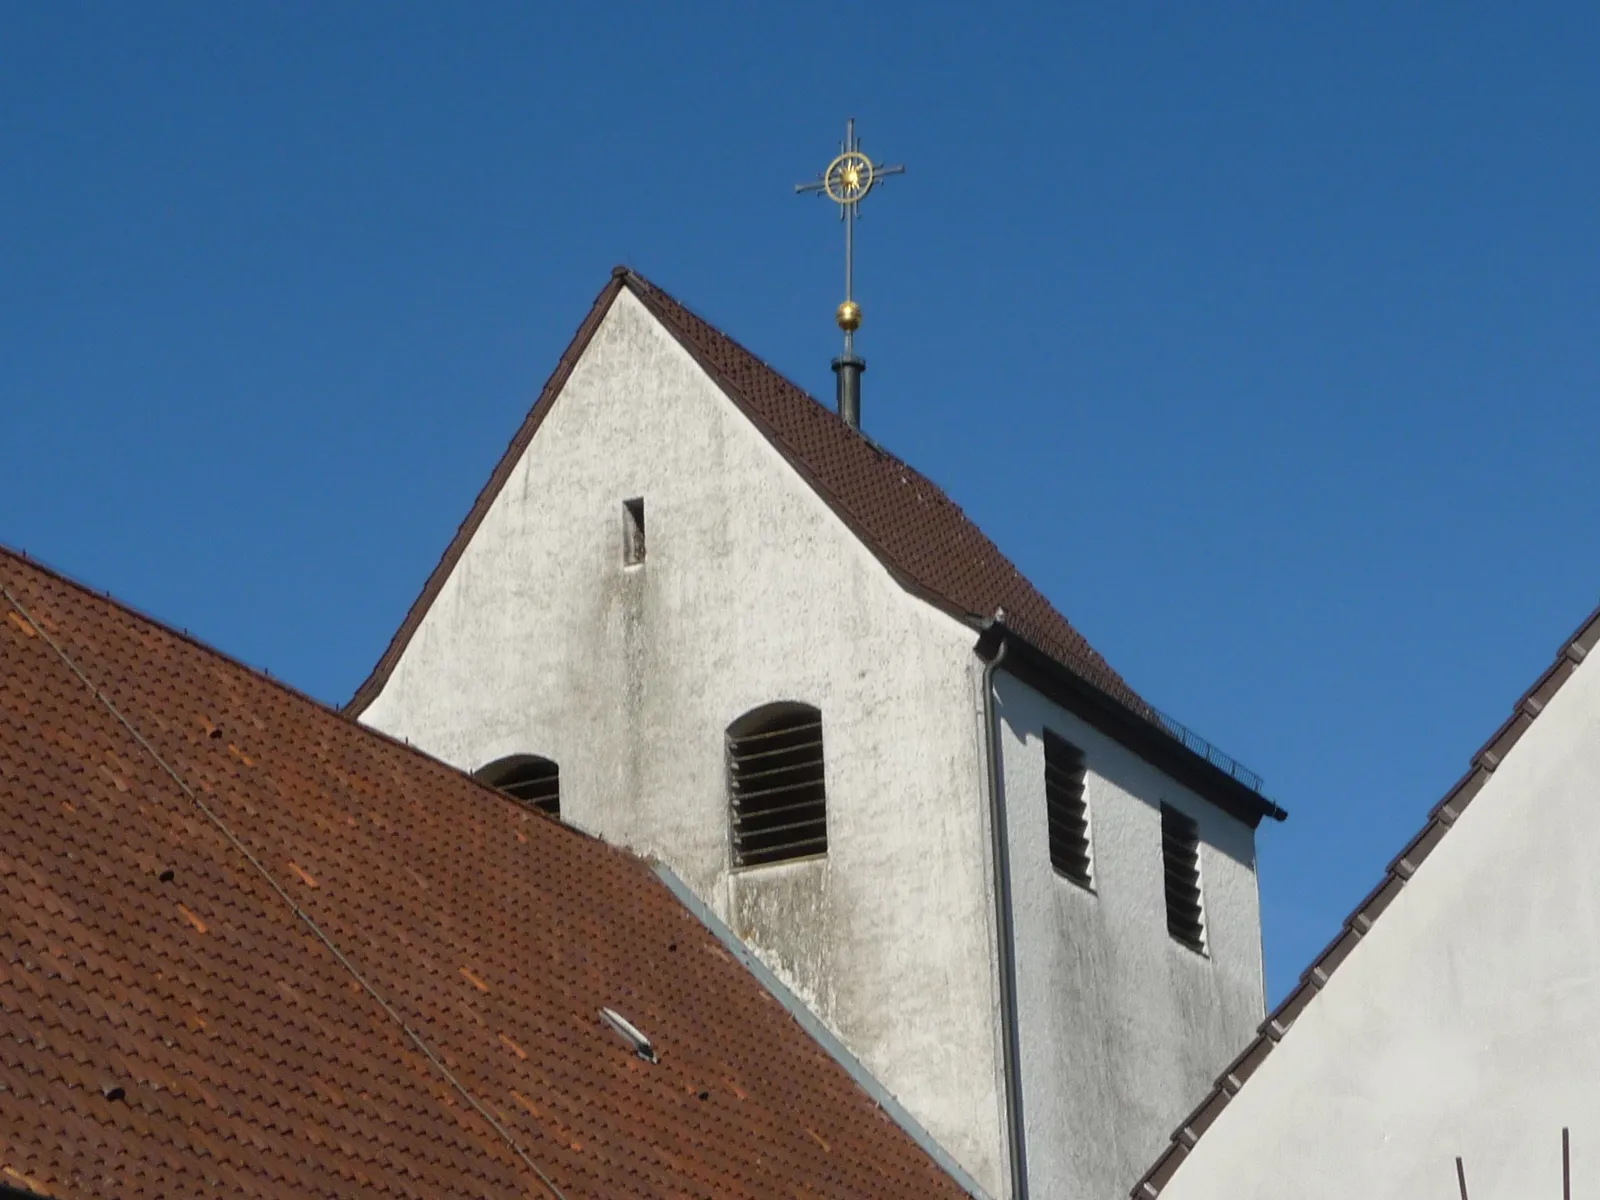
1456,1156,1470,1200
1564,1127,1571,1200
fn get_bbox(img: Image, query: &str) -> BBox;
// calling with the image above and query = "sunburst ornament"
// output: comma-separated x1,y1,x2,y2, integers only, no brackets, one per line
824,150,876,205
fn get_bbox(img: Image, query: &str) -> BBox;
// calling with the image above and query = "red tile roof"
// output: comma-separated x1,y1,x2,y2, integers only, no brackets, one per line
0,547,972,1199
347,266,1147,719
1129,597,1600,1198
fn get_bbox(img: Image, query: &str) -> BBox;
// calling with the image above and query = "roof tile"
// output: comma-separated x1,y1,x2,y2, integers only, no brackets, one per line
1349,875,1405,933
0,548,969,1199
1264,982,1318,1036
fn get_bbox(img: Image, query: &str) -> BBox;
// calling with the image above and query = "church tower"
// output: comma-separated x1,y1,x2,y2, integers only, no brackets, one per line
349,133,1283,1197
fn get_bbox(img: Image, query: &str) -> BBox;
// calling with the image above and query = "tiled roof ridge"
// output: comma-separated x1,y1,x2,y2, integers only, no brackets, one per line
616,268,1149,714
620,276,1023,574
1129,597,1600,1199
622,274,914,475
346,264,1149,718
0,544,600,849
1,565,569,1199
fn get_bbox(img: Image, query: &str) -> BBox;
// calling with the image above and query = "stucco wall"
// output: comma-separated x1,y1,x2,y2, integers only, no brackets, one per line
1156,648,1600,1200
992,674,1264,1200
360,291,1007,1191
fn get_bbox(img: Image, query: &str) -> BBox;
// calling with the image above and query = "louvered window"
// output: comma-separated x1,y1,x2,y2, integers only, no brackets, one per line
727,704,827,868
1044,731,1092,888
476,755,560,819
1161,803,1204,952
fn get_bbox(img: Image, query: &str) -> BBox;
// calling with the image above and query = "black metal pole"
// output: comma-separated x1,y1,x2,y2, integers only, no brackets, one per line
832,354,865,430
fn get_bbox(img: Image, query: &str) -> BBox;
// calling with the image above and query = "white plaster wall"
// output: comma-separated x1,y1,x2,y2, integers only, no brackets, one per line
992,674,1265,1200
1158,648,1600,1200
360,291,1007,1191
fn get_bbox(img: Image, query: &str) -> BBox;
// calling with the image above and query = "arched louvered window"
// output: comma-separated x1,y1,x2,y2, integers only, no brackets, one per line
475,755,560,819
727,703,826,868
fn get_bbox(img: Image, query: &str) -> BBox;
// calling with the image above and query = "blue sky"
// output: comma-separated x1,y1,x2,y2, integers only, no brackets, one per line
4,5,1598,1002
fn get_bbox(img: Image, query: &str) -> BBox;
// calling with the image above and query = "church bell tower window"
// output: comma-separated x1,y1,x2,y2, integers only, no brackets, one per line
1161,803,1205,952
475,755,561,820
727,703,827,868
1044,730,1092,889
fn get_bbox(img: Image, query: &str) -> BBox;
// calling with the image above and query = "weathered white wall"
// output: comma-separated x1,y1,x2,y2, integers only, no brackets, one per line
1156,648,1600,1200
993,674,1265,1200
360,291,1008,1191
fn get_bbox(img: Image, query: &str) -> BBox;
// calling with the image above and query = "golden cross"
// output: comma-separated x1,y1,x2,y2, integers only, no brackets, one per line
795,118,906,354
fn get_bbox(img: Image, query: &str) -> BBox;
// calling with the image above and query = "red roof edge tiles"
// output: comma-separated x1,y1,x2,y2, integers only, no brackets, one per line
345,265,1147,720
0,544,974,1199
1128,597,1600,1199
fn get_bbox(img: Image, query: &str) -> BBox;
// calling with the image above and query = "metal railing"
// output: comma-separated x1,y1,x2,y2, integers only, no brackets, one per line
1149,708,1265,794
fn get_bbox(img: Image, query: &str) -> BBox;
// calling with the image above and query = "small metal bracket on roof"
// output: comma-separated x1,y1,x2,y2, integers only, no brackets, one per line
599,1007,658,1063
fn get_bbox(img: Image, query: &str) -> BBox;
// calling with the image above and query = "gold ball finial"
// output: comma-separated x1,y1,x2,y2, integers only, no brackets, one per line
836,300,862,332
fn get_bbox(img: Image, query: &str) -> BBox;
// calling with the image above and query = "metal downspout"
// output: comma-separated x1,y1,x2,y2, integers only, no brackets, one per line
981,632,1028,1199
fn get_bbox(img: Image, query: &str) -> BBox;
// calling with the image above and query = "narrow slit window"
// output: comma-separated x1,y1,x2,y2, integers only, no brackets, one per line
727,704,826,868
476,755,560,819
623,497,646,566
1161,803,1205,952
1044,730,1092,888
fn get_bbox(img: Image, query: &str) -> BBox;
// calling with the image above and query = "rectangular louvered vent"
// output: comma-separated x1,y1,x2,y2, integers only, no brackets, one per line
728,712,827,868
1162,803,1204,952
622,497,645,566
1044,731,1092,888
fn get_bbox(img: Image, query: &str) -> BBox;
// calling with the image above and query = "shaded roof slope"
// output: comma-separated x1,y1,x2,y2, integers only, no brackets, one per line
0,547,971,1200
1130,597,1600,1199
347,266,1146,718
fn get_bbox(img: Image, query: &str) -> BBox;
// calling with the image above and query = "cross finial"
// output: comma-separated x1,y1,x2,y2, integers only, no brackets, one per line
795,118,905,429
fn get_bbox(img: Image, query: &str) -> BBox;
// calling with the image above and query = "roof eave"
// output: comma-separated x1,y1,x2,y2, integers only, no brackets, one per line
974,621,1286,829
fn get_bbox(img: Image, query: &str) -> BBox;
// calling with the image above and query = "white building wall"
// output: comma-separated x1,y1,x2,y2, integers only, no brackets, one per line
359,290,1008,1191
993,674,1265,1200
1156,648,1600,1200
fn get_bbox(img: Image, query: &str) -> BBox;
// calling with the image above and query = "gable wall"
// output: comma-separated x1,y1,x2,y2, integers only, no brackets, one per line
1158,646,1600,1200
359,291,1007,1191
993,675,1265,1200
